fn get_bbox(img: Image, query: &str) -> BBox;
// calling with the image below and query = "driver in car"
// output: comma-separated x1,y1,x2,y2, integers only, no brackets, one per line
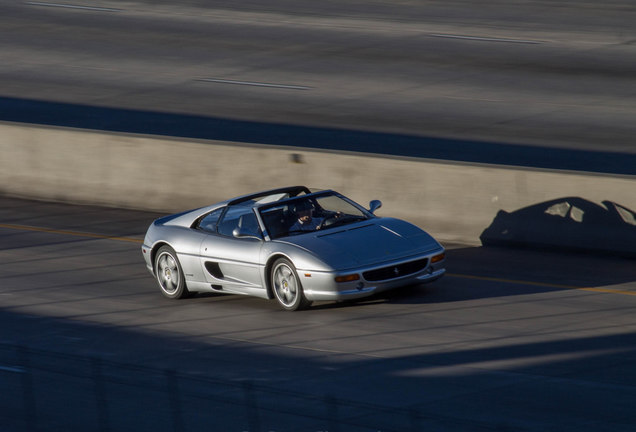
289,201,324,232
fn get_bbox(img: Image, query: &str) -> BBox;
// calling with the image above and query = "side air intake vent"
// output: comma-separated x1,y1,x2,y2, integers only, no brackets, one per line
205,262,224,279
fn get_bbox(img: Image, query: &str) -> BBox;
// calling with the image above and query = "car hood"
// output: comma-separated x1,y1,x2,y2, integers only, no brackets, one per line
275,218,441,270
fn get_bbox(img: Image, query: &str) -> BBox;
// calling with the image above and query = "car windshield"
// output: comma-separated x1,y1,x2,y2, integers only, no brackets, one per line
259,192,371,239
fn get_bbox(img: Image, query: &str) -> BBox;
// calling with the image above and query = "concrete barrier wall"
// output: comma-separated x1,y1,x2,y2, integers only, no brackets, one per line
1,122,635,247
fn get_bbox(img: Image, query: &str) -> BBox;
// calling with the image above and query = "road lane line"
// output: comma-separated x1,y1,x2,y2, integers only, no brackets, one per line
196,78,311,90
0,223,142,243
574,287,636,296
447,273,577,290
447,273,636,296
25,1,122,12
0,365,24,373
429,33,543,44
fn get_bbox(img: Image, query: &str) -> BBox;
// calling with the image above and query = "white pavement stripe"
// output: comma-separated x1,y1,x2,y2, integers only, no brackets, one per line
0,365,24,373
429,33,543,44
25,2,122,12
196,78,311,90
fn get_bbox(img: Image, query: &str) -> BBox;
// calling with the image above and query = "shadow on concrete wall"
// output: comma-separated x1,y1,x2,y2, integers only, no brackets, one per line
480,197,636,257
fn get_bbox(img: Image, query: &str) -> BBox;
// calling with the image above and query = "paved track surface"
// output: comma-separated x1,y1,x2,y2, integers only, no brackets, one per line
2,1,636,173
1,197,636,431
2,2,636,429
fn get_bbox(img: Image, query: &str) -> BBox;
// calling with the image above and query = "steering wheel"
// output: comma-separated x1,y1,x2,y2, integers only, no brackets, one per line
318,213,342,229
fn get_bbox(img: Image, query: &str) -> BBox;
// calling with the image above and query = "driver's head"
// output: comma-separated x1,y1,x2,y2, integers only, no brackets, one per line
294,200,313,220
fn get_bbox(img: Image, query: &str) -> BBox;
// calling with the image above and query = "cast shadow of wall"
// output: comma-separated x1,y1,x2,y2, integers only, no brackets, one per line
480,197,636,257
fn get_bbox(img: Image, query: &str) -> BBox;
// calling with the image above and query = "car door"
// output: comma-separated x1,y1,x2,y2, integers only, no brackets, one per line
199,206,265,294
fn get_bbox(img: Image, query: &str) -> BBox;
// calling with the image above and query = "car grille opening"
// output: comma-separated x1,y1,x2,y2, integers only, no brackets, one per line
362,258,429,282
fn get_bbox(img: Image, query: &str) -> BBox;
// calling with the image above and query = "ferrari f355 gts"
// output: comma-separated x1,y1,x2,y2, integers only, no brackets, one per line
142,186,445,310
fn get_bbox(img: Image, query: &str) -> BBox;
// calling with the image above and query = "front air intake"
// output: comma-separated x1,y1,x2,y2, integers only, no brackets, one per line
362,258,429,282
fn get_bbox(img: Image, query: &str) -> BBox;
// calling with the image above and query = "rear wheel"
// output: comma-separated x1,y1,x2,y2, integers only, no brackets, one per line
271,258,310,311
155,245,189,299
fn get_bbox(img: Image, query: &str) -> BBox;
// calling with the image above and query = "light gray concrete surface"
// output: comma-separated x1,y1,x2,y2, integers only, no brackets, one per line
1,122,635,248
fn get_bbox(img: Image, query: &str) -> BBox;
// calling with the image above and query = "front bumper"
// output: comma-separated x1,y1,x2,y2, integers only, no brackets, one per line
301,253,446,301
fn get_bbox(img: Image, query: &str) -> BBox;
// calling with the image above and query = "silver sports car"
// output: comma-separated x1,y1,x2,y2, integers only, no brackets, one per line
142,186,446,310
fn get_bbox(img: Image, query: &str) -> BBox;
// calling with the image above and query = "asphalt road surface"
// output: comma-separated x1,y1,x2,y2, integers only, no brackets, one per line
1,197,636,431
2,2,636,430
2,1,636,174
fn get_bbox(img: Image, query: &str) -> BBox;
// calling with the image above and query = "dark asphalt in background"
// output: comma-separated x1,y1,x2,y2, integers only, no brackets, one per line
2,0,636,175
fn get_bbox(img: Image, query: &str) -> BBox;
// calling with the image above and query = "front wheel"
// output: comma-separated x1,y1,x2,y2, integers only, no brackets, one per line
154,245,189,299
271,258,310,311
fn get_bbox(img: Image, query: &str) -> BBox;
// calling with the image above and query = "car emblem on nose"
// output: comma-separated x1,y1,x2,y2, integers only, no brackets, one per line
393,267,400,275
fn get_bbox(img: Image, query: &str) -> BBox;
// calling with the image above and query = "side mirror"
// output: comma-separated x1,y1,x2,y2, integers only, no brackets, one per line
368,200,382,214
232,227,262,240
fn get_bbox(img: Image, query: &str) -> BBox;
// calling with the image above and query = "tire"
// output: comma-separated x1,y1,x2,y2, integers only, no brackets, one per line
271,258,310,311
154,245,189,299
